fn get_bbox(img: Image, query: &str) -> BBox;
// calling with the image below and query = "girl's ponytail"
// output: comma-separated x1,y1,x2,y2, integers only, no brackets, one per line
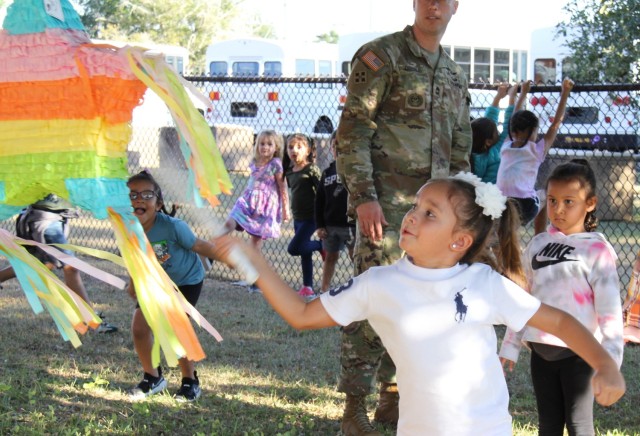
495,199,526,288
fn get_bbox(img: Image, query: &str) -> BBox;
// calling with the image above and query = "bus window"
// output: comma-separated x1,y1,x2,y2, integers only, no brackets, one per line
534,58,556,85
564,107,598,125
264,61,282,77
454,47,471,80
319,60,332,76
513,50,527,82
210,61,228,76
233,61,259,76
473,48,490,82
493,49,510,82
561,56,575,79
296,59,315,76
341,61,350,76
176,57,184,74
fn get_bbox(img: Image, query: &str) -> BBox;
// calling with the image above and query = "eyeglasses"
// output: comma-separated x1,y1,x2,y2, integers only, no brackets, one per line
129,190,156,200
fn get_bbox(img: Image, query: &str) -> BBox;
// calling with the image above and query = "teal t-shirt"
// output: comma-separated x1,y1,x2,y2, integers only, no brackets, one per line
146,213,204,286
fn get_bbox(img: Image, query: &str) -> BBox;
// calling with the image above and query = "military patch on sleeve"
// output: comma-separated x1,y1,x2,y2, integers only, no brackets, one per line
354,70,367,84
360,50,385,72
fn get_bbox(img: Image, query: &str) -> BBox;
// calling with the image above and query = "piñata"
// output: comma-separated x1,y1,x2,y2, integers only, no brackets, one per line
0,0,231,363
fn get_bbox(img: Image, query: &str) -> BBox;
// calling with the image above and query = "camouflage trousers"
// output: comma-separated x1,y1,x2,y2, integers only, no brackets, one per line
337,224,403,395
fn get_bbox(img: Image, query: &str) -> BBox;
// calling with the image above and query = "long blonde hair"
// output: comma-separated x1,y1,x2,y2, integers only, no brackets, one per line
253,130,284,163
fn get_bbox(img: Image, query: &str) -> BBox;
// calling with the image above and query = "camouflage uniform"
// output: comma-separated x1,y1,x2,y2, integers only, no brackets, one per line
335,25,472,396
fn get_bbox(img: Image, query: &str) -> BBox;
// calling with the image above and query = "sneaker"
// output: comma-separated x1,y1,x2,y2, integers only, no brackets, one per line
175,371,201,402
231,280,249,287
96,321,118,333
297,286,315,299
129,368,167,400
247,284,262,294
96,312,118,333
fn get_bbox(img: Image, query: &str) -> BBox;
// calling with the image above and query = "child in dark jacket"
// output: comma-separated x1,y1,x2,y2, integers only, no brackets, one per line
315,131,355,293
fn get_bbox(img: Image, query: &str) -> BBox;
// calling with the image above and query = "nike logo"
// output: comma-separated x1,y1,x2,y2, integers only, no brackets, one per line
531,242,577,270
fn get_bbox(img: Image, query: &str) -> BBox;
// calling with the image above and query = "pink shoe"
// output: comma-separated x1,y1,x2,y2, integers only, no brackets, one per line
297,286,315,298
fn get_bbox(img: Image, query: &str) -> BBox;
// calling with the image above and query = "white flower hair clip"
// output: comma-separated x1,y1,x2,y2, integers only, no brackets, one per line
452,172,507,220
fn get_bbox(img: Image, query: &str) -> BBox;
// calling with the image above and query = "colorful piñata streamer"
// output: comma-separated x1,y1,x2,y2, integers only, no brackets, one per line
108,208,223,367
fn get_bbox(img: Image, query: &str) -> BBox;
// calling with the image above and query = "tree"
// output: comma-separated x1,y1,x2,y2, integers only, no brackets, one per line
557,0,640,83
316,30,339,44
77,0,244,73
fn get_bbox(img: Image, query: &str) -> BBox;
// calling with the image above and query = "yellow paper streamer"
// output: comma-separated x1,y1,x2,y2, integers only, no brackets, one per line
0,229,101,346
108,208,222,368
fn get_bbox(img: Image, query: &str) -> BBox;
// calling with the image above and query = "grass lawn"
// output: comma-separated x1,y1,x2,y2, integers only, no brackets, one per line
0,257,639,435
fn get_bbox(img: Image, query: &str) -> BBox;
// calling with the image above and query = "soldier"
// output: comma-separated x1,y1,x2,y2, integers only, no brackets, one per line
335,0,471,434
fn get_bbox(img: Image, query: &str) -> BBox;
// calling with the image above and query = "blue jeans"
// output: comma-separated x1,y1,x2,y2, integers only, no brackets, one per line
287,219,322,287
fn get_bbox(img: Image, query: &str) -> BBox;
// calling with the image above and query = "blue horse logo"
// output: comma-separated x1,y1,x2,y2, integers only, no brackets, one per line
454,289,467,323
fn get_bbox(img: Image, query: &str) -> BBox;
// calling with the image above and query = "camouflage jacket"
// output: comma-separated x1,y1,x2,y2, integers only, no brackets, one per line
336,25,472,217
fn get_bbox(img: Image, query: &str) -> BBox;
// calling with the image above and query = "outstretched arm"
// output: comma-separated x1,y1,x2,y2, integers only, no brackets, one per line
515,80,531,112
543,78,574,153
526,303,625,406
491,83,509,108
211,235,338,330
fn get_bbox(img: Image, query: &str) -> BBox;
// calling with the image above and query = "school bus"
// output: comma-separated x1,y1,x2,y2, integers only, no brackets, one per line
529,27,638,151
204,38,344,135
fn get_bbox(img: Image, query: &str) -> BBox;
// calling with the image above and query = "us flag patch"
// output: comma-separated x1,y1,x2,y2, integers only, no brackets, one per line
361,50,384,72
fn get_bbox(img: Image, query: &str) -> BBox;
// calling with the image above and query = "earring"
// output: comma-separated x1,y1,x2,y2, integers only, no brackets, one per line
451,243,458,249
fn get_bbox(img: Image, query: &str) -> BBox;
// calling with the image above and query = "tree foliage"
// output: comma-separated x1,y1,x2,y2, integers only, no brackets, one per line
557,0,640,83
76,0,245,73
316,30,339,44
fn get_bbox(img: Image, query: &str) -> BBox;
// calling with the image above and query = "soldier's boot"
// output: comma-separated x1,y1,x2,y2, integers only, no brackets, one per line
340,394,381,436
373,382,399,427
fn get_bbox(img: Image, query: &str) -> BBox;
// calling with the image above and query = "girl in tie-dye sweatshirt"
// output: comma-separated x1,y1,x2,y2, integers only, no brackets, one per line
499,159,623,435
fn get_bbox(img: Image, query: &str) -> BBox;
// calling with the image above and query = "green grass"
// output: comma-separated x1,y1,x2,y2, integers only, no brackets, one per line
1,259,640,435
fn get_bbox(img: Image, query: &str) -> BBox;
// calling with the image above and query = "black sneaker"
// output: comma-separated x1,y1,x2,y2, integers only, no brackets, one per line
129,368,167,400
175,371,201,402
247,284,262,294
96,321,118,333
96,312,118,333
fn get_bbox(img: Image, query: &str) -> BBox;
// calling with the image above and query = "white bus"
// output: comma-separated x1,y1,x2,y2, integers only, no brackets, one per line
204,38,344,134
529,27,638,151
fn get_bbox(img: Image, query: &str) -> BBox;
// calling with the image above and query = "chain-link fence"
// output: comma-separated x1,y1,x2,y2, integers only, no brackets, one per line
1,78,639,292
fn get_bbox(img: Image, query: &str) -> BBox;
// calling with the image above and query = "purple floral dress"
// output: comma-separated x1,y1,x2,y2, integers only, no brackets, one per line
229,158,283,239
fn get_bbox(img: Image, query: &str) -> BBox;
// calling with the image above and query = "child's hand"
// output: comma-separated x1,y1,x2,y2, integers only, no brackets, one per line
496,83,509,100
282,208,290,223
592,364,626,406
500,357,516,373
521,80,532,94
507,83,518,99
316,228,328,239
211,234,257,268
562,77,575,93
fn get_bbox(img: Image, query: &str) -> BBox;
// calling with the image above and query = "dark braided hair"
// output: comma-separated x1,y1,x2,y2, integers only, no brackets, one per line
509,109,539,143
545,159,598,232
127,170,179,217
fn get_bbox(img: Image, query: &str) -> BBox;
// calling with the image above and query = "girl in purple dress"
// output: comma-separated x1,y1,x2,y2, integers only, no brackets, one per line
224,130,289,251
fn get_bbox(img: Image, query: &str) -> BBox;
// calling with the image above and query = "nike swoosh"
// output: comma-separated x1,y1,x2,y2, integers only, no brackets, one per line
531,257,577,270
